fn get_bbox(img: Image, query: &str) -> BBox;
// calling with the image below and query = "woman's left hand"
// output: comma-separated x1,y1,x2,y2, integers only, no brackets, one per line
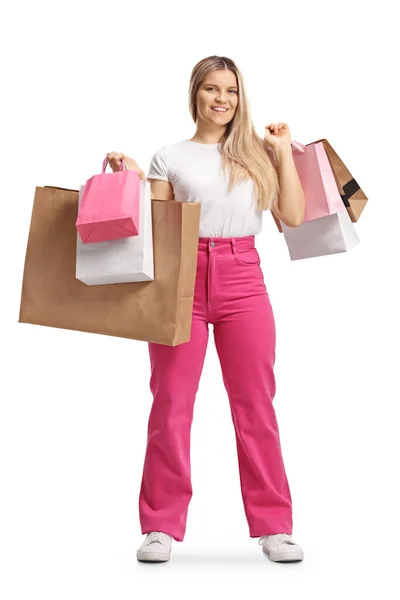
264,122,292,152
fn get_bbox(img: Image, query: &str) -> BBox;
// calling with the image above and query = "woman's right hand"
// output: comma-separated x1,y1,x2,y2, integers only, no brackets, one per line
106,152,146,180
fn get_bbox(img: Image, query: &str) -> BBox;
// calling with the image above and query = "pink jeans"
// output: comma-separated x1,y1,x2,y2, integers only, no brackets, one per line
139,235,293,541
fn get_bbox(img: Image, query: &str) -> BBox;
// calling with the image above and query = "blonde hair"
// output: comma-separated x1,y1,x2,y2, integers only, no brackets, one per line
188,55,279,212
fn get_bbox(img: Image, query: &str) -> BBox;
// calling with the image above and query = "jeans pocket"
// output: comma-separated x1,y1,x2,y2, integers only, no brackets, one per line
234,248,261,266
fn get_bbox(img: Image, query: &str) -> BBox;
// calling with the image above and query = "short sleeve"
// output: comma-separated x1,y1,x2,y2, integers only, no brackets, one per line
147,146,169,181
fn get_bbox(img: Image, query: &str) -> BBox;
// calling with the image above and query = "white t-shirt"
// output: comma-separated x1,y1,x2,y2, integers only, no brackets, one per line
147,139,263,238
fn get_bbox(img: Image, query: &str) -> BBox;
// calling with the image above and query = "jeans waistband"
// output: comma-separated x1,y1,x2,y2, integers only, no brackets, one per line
197,235,256,254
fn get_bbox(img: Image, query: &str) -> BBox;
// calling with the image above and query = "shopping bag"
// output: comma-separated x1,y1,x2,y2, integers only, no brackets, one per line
19,186,201,345
76,178,153,285
76,157,140,244
270,140,346,234
271,139,368,232
317,139,368,222
281,209,360,260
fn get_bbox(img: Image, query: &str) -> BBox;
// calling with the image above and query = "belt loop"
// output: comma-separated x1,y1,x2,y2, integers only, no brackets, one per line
231,238,237,254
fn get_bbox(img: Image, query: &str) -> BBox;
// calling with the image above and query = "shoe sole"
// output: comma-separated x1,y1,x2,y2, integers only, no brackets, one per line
263,548,304,562
137,551,170,563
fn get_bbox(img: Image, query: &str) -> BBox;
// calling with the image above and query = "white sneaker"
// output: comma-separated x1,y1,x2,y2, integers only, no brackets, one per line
259,533,304,562
136,531,172,562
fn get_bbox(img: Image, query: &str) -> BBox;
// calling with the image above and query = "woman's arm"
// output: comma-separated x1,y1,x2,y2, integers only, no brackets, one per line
271,146,305,227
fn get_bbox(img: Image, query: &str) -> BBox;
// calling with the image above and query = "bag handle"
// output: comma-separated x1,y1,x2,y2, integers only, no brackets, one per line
102,157,126,173
290,140,306,153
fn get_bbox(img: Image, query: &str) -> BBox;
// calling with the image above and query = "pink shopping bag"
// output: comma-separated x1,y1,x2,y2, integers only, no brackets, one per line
269,140,346,230
76,157,140,244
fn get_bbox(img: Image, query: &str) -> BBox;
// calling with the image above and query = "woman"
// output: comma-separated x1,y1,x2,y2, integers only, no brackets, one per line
107,55,305,564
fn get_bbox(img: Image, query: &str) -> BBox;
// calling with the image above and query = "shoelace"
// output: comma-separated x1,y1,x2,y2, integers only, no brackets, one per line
258,533,294,546
146,531,170,546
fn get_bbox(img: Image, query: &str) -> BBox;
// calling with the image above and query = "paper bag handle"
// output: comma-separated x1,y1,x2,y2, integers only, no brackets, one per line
102,157,127,173
290,140,306,153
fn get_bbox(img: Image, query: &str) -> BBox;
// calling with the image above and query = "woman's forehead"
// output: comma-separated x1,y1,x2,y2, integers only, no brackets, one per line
202,70,237,87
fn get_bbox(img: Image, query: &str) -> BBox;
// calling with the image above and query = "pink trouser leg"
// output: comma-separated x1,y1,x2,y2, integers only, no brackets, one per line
213,288,293,536
139,316,209,542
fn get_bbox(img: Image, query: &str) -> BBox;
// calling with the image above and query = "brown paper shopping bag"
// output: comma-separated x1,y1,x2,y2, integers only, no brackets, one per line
317,139,368,222
19,186,201,346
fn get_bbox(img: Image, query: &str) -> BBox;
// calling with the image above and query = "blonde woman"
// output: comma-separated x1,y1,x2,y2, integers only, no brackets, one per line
107,55,305,563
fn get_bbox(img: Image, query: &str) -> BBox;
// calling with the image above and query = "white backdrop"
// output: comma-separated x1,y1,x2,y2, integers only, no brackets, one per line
1,0,399,598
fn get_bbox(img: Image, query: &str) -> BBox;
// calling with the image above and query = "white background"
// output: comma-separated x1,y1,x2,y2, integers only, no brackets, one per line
1,0,399,598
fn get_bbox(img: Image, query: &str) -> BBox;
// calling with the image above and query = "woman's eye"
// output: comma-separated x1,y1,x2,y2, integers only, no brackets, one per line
206,87,237,93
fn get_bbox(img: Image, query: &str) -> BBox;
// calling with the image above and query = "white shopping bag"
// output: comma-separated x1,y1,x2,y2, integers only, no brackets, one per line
281,209,360,261
76,179,154,285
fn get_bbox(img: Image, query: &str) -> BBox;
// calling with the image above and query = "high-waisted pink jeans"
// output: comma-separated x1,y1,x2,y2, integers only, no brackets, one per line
139,235,293,542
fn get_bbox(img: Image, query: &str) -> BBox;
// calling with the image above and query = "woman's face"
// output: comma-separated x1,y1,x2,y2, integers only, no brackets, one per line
195,69,239,125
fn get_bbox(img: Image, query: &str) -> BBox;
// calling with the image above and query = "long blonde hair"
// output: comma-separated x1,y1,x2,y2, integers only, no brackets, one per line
188,55,279,212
